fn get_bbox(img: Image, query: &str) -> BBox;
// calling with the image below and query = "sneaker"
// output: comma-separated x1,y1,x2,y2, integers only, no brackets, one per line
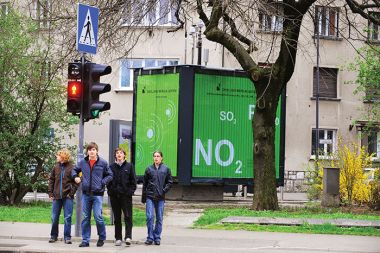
48,237,57,243
96,239,104,247
154,241,161,246
144,240,153,245
125,238,131,246
115,240,122,246
64,239,72,244
78,242,89,247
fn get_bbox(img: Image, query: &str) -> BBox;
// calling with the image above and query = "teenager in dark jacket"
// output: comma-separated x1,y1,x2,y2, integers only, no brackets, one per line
72,142,113,247
141,151,173,246
48,149,78,244
107,148,137,246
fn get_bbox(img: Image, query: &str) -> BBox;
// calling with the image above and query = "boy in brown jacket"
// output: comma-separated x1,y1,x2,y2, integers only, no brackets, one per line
48,149,78,244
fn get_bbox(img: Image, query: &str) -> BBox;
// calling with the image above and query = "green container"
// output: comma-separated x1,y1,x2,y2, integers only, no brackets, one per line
133,65,285,186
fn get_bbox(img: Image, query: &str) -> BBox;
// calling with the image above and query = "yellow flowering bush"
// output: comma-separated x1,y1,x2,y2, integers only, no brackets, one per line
307,139,374,205
333,142,373,205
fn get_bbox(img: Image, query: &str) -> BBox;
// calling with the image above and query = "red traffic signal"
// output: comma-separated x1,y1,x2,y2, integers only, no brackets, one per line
67,80,82,114
68,81,81,97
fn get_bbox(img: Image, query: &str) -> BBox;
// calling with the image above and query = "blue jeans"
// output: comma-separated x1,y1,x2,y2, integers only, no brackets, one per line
146,198,164,242
50,198,74,240
81,194,106,243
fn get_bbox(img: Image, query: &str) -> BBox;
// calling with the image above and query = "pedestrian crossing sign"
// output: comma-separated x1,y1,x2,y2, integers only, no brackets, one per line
76,3,99,54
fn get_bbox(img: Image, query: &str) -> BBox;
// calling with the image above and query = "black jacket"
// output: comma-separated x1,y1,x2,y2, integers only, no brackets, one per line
107,161,137,197
142,163,173,202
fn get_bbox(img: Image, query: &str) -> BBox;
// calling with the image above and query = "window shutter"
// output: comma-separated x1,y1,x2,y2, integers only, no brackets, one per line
329,8,336,36
313,67,338,98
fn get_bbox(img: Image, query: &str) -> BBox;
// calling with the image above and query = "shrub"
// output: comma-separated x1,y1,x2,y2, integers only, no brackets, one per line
369,168,380,210
307,139,374,205
333,142,373,205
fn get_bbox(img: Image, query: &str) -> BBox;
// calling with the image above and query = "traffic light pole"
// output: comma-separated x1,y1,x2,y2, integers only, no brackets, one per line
75,54,86,237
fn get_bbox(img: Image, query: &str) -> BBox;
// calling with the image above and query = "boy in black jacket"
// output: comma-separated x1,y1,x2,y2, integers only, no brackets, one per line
142,151,173,246
107,148,137,246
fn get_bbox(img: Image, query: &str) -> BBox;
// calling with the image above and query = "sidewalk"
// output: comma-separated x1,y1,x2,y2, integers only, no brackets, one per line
1,220,380,253
4,192,378,252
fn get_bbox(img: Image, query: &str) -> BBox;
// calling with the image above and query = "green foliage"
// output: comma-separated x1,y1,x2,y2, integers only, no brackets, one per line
0,8,76,204
347,45,380,123
306,163,323,201
369,169,380,210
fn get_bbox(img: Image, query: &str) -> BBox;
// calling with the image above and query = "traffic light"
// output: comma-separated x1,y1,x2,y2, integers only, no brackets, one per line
83,62,112,121
67,62,82,114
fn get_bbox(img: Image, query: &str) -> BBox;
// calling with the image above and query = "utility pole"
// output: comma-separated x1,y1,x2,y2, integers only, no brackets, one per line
196,22,204,65
315,9,321,163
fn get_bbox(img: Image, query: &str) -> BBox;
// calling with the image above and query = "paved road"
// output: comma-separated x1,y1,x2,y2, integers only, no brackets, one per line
1,217,380,253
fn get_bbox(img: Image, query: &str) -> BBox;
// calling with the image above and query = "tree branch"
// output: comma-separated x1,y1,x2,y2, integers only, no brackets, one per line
222,13,257,53
346,0,380,25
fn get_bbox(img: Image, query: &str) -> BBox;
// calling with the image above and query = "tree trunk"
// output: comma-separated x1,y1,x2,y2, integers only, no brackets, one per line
13,186,30,204
252,89,279,210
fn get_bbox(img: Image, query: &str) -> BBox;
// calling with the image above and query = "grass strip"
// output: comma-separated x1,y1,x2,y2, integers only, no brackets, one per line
193,207,380,236
0,201,146,226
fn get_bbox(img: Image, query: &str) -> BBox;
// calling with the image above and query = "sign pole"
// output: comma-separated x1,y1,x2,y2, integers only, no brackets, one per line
74,3,99,236
75,54,86,237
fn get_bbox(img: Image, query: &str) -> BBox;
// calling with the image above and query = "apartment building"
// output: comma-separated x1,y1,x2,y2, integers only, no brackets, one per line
7,1,380,190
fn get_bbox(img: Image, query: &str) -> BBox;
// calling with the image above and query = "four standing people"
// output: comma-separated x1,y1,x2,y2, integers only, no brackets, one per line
72,142,113,247
107,148,137,246
49,144,172,247
142,151,173,246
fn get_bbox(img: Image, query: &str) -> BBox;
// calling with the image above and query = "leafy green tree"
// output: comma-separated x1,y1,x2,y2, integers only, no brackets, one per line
349,45,380,124
0,8,75,205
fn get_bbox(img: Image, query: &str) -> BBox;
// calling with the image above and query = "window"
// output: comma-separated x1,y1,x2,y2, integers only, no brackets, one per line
368,131,380,158
311,129,337,158
368,12,380,42
258,5,283,32
313,67,338,99
315,6,339,38
361,129,380,160
1,2,9,16
32,0,50,29
119,58,179,90
122,0,178,27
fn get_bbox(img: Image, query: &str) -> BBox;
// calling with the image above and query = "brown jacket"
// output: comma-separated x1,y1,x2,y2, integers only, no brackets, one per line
48,162,78,199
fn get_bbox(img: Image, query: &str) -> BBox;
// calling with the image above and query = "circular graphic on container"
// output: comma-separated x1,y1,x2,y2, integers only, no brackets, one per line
144,113,164,148
166,99,177,124
135,144,144,165
147,129,154,139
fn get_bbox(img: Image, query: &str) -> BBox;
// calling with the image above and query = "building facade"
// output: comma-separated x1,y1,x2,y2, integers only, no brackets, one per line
8,1,380,190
